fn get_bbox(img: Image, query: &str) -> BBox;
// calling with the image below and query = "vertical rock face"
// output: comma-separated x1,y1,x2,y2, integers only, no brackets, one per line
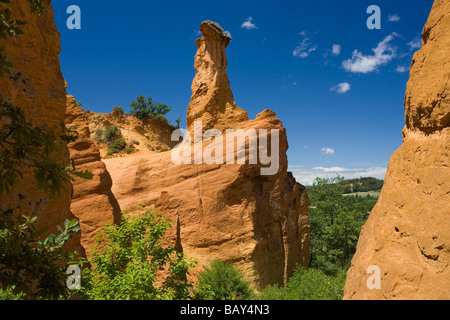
65,92,121,258
103,20,310,289
344,0,450,300
0,2,83,254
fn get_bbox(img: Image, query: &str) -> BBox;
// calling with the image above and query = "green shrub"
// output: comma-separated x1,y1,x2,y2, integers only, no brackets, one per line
104,126,120,143
125,147,135,154
76,205,196,300
107,138,126,155
256,266,346,300
112,106,124,115
194,260,253,300
94,129,104,142
129,95,171,121
0,286,25,300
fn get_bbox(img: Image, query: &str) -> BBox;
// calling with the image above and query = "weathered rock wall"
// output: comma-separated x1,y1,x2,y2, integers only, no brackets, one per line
65,92,121,258
0,1,83,254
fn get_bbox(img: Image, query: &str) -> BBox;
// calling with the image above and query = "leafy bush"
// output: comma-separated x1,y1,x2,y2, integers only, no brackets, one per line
112,106,124,116
194,260,253,300
104,126,120,143
76,205,196,300
256,266,346,300
0,286,25,300
129,95,171,121
107,137,126,155
0,213,82,300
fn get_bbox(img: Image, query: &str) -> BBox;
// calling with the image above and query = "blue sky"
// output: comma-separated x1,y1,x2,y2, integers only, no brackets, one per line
52,0,433,186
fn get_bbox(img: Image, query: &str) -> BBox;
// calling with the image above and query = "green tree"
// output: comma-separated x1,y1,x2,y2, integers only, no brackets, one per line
256,266,346,300
308,176,372,275
194,260,253,300
129,95,171,122
77,205,196,300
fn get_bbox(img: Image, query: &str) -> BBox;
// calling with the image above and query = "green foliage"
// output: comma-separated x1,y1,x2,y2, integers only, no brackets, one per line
0,213,82,299
256,266,346,300
27,0,51,15
94,126,121,144
76,205,196,300
129,95,171,122
308,176,373,275
0,98,93,198
194,260,253,300
339,177,384,194
0,286,25,300
104,126,120,143
112,106,124,115
124,147,135,154
107,137,126,155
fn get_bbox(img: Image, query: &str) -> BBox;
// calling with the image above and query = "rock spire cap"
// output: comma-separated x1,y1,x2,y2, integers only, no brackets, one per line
199,20,232,45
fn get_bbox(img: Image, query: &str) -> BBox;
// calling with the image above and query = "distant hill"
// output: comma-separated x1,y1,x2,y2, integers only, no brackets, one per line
339,177,384,194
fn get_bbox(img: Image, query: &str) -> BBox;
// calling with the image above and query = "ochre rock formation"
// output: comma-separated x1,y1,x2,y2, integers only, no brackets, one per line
344,0,450,300
65,92,121,258
84,111,177,157
0,1,83,254
187,20,248,132
103,20,310,289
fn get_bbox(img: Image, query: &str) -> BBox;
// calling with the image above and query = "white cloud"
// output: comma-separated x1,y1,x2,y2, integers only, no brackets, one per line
321,147,335,155
330,82,351,94
388,14,401,22
289,166,387,186
293,36,317,58
332,44,341,56
407,37,421,51
396,66,409,73
241,17,257,30
342,33,398,73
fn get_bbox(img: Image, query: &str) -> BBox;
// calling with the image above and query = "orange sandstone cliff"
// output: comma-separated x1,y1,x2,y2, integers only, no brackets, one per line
344,0,450,300
65,91,121,258
0,1,83,254
103,20,310,289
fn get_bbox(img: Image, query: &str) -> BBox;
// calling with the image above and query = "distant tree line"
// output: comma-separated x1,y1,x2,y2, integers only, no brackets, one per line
339,177,384,194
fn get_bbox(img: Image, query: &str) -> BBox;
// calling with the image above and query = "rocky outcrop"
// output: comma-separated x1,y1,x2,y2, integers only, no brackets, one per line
0,1,83,254
65,92,121,258
84,111,177,157
344,0,450,300
187,20,248,132
103,20,310,289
